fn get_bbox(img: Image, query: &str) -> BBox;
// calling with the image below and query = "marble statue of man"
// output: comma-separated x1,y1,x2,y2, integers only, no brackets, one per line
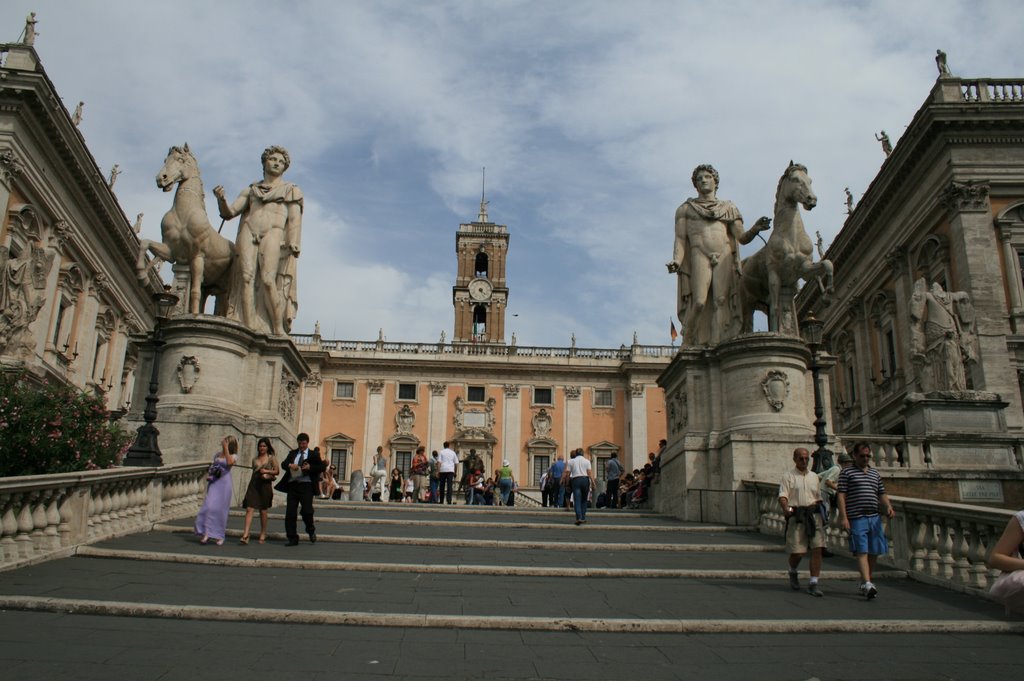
667,164,770,346
909,277,977,392
214,146,303,336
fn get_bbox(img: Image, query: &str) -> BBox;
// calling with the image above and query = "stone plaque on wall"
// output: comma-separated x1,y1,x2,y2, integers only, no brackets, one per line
957,480,1004,503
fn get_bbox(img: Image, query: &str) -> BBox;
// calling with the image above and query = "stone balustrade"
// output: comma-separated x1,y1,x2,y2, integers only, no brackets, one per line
826,434,1024,470
0,463,207,570
746,480,1013,595
290,335,676,360
960,79,1024,103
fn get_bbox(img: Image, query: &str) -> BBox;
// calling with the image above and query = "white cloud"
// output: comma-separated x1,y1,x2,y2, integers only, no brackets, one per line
6,0,1023,348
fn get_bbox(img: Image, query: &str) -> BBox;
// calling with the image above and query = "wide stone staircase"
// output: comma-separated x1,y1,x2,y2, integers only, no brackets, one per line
0,500,1021,681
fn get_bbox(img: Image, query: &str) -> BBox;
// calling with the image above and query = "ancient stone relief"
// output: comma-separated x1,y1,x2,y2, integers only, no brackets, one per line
761,370,790,411
909,277,978,393
532,408,553,438
395,404,416,435
176,355,200,394
278,368,299,422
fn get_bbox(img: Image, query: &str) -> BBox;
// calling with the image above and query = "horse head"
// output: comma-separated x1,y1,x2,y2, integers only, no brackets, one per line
776,161,817,211
156,143,199,192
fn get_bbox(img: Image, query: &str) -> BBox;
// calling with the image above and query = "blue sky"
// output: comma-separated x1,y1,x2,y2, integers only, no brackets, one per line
3,1,1022,347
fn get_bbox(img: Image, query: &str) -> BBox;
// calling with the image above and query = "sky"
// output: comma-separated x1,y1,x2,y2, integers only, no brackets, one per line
3,1,1023,348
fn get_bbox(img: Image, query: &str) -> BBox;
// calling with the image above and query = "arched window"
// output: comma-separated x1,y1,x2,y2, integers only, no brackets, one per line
472,304,487,340
474,251,489,278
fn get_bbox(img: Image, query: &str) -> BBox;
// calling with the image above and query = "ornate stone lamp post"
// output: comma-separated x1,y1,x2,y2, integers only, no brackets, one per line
123,287,180,467
801,312,834,474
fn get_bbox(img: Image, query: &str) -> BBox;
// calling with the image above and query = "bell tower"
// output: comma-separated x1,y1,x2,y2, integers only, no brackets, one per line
453,183,509,344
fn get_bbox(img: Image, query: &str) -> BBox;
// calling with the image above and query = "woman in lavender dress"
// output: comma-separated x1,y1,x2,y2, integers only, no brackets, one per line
194,436,237,545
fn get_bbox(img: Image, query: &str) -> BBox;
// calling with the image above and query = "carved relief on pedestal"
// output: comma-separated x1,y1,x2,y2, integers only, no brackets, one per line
0,206,58,357
565,385,580,400
429,381,447,396
503,384,519,398
761,370,790,411
395,404,416,435
367,379,385,394
176,355,200,393
304,371,322,387
668,380,688,434
630,383,646,397
278,368,299,423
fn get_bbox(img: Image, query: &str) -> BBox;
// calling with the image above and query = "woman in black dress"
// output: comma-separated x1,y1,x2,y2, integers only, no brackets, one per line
240,437,279,544
388,467,404,502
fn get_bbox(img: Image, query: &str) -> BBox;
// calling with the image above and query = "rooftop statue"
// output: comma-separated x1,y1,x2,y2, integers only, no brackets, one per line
22,12,38,46
739,162,833,336
875,130,893,156
215,145,303,336
910,277,977,393
667,164,770,346
936,49,952,77
137,144,235,316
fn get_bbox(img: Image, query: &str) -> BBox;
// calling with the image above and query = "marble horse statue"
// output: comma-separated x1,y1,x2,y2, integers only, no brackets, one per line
740,162,833,335
136,144,236,315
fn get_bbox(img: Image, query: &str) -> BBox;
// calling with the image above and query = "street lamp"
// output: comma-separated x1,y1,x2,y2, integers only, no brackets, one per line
800,312,833,474
122,287,179,467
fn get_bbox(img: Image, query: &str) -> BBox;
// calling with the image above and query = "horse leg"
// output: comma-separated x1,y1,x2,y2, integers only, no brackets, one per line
190,255,205,315
136,239,172,281
767,269,781,332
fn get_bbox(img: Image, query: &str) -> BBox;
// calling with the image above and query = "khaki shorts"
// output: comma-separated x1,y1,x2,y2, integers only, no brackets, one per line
785,511,826,554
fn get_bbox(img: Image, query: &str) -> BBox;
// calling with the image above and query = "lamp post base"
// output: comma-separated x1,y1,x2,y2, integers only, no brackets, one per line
122,423,164,467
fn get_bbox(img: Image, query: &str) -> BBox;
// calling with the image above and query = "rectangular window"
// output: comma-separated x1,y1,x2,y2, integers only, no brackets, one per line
533,455,550,486
595,457,609,482
533,387,552,405
395,451,412,477
330,448,348,480
335,381,354,399
398,383,417,400
594,389,613,407
467,385,486,402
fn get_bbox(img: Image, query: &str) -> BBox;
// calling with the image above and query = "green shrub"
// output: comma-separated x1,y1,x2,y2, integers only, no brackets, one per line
0,371,132,477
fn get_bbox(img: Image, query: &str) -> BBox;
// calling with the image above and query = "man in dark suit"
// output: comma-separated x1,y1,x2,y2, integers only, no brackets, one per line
277,433,324,546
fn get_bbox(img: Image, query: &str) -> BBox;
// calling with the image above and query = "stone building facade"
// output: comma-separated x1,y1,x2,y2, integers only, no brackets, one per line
797,72,1024,505
0,43,155,408
294,202,672,489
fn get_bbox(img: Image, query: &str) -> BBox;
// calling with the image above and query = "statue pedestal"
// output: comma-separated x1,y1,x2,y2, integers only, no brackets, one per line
902,391,1016,468
657,334,829,522
126,315,309,466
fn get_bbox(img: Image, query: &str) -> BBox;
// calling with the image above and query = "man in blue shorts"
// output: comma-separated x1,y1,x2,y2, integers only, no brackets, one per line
837,441,895,599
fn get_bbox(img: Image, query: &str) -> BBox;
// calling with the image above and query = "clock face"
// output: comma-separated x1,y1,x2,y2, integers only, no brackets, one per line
469,278,493,301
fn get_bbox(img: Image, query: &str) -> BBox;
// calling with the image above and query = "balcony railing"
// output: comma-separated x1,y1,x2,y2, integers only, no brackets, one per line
959,79,1024,103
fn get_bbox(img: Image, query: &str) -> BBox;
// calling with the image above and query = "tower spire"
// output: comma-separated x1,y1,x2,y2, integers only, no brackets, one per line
477,166,489,223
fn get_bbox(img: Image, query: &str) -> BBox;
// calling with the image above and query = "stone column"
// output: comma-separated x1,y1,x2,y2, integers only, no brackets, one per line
429,382,448,452
941,180,1024,428
564,386,582,454
298,371,323,444
997,224,1024,332
364,379,386,472
502,385,522,479
627,383,649,470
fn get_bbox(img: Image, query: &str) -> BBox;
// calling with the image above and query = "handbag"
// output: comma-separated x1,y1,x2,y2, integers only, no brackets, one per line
206,464,223,482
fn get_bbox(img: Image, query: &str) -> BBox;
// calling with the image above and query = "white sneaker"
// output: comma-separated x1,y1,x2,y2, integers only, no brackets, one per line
865,582,878,599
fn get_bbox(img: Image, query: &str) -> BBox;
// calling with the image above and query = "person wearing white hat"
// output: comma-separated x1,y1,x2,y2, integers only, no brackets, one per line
497,458,515,505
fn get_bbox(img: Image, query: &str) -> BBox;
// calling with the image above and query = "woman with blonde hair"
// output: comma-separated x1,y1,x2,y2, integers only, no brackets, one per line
195,436,238,545
240,437,279,544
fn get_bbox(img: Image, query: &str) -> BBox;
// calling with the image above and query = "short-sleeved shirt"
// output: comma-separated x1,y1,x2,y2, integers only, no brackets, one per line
567,456,591,478
837,465,886,518
778,467,821,508
438,448,459,474
550,459,566,480
606,457,623,481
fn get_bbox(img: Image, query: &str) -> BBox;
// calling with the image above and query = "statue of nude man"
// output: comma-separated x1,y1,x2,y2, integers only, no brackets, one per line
214,146,303,335
667,164,770,346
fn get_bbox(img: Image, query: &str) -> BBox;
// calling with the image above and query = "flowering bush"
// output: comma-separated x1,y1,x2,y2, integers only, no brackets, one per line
0,371,132,477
